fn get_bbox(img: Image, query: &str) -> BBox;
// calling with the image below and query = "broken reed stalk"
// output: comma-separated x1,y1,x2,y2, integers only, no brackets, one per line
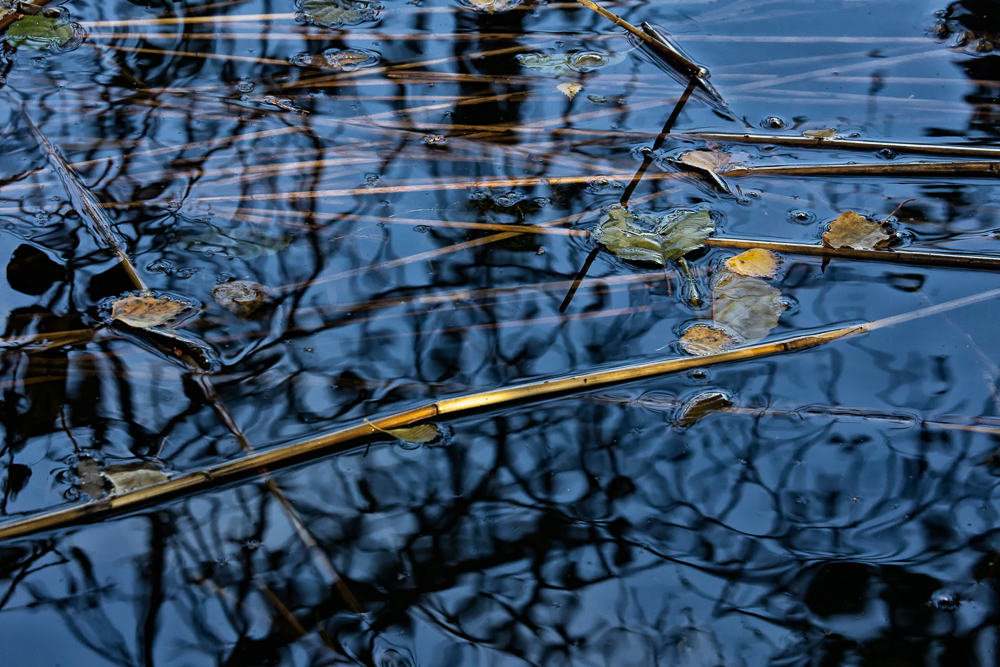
725,160,1000,178
706,237,1000,271
19,111,147,292
5,286,1000,543
683,132,1000,160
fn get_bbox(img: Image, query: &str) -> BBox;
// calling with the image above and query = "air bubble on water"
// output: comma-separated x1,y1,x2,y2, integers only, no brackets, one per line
533,197,550,207
761,116,787,129
176,268,197,279
492,191,526,207
928,589,961,611
470,190,488,201
365,173,381,187
877,148,898,160
588,94,606,103
146,259,175,274
235,79,254,93
414,225,431,233
289,52,313,67
788,210,816,225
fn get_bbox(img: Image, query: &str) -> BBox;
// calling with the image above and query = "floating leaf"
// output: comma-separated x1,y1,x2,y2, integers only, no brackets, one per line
712,271,786,342
103,462,171,495
557,82,582,100
212,280,274,318
674,391,734,428
366,419,439,443
803,128,838,139
176,220,292,259
592,207,714,265
822,211,894,250
724,248,780,278
5,13,75,50
110,292,199,329
678,150,731,173
75,458,170,500
291,47,381,70
516,50,626,76
298,0,381,28
461,0,522,13
679,323,738,356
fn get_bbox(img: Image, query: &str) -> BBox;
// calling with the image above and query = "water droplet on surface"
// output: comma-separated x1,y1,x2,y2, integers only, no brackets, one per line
235,79,255,93
761,116,787,129
877,148,898,159
788,210,816,225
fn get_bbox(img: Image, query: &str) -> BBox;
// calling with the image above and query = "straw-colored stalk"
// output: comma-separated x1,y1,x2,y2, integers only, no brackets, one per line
4,286,1000,542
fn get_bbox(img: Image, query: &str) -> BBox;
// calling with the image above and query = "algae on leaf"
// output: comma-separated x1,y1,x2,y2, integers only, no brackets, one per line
593,207,714,266
298,0,381,28
5,13,75,50
516,50,626,75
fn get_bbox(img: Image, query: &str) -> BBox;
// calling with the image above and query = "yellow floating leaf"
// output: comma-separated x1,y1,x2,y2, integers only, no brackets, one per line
724,248,780,278
674,391,734,428
557,82,583,100
365,419,439,443
679,324,739,356
111,294,196,329
822,211,894,250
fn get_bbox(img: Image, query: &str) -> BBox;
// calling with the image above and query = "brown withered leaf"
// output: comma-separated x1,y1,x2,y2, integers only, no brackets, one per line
674,391,734,428
712,272,786,342
212,280,274,318
822,211,895,250
111,293,197,329
724,248,780,278
679,324,739,356
679,150,731,173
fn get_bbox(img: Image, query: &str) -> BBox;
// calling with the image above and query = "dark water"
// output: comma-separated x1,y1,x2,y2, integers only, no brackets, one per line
3,0,1000,663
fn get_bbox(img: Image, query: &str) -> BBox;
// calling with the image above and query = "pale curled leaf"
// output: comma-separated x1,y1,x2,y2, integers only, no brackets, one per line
462,0,522,13
592,208,714,265
712,272,786,342
822,211,895,250
724,248,781,278
516,50,626,75
111,293,199,329
557,82,582,100
366,419,439,443
674,391,734,428
75,458,171,500
679,324,739,356
803,128,838,139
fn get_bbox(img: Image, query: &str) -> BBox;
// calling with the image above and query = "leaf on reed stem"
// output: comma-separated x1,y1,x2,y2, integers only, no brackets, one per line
365,419,439,444
803,128,838,139
673,391,734,428
822,211,895,250
76,458,171,500
679,323,738,356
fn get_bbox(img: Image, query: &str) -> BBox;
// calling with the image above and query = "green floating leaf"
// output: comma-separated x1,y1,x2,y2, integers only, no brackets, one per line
298,0,381,28
712,271,786,342
592,207,714,265
5,14,75,50
516,50,627,76
176,221,292,260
